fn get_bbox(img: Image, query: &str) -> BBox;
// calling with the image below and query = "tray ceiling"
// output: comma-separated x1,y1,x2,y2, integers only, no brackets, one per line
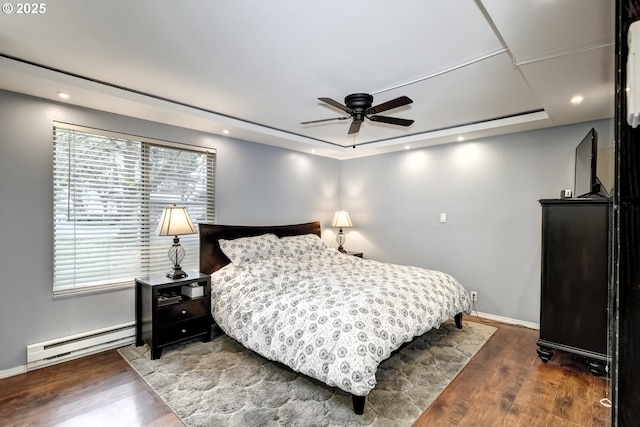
0,0,614,159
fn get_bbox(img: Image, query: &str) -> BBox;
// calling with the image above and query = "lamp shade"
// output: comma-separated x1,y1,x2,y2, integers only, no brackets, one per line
156,205,197,236
331,210,353,228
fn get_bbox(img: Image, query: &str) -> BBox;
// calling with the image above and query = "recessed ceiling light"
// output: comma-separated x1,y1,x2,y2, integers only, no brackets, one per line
222,129,230,134
571,95,584,104
457,136,464,142
57,92,70,99
404,145,411,150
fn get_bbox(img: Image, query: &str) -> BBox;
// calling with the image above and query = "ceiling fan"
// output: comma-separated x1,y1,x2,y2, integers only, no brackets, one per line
301,93,414,134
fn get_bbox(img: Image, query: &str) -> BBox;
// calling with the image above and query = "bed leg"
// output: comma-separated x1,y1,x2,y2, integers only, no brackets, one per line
352,395,365,415
454,313,463,329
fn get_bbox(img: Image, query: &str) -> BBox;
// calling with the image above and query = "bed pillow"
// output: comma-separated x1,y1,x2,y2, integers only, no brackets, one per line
280,233,328,256
219,233,285,266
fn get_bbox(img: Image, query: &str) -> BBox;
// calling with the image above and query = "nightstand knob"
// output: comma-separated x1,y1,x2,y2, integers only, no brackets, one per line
181,310,187,315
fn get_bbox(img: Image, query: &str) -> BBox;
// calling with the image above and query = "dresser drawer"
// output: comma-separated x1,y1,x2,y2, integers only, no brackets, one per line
157,298,207,326
157,317,209,345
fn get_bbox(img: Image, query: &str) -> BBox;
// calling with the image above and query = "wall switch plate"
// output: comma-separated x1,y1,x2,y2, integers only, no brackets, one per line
440,213,447,223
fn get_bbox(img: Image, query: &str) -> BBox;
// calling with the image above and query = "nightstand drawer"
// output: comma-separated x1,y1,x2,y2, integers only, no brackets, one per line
157,298,207,326
158,317,209,345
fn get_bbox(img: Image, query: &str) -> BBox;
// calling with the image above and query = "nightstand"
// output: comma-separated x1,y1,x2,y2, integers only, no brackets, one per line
346,251,363,258
135,271,211,359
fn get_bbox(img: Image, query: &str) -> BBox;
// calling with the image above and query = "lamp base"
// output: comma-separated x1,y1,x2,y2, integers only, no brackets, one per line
166,238,188,279
166,267,188,280
336,227,347,253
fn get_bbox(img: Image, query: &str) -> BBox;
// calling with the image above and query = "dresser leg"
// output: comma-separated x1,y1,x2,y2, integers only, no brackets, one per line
587,359,608,376
536,345,554,363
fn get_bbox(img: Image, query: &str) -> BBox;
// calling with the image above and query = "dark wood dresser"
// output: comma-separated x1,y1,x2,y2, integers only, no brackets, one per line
537,198,611,375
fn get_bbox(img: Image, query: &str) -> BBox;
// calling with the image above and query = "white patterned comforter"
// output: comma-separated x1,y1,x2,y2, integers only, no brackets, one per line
210,248,471,396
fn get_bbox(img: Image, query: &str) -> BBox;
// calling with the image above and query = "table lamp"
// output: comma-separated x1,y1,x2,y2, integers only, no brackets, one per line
156,205,197,279
331,210,353,253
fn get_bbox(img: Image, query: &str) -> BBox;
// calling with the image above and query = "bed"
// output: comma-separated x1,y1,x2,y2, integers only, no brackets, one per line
199,221,472,415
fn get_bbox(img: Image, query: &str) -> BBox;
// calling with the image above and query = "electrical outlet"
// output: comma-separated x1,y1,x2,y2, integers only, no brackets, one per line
470,291,478,302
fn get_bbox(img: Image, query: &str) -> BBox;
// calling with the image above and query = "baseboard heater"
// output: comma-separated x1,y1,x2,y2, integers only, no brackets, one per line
27,321,135,371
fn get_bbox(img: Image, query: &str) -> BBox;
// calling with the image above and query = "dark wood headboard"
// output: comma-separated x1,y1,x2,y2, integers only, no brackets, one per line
199,221,321,275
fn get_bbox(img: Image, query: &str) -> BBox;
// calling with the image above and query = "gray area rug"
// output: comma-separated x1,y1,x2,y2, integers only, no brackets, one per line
118,320,495,427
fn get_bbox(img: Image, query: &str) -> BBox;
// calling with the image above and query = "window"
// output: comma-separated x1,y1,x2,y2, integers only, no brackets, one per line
53,123,216,295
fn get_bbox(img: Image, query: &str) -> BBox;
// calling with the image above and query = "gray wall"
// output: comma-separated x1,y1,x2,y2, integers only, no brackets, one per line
0,90,340,371
339,119,613,324
0,87,613,372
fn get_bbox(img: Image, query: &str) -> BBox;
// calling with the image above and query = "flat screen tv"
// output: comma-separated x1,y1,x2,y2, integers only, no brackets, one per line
574,128,607,198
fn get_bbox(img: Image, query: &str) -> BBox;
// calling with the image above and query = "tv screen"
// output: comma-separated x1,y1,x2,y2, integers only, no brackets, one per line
574,128,600,198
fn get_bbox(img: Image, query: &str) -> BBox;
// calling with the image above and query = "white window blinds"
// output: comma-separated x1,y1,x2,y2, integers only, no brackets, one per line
53,123,216,295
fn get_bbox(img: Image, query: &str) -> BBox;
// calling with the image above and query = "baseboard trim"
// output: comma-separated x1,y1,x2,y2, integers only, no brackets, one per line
0,365,27,379
27,322,135,371
471,311,539,330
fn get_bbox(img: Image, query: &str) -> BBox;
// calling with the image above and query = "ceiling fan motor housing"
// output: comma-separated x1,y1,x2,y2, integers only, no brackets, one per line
345,93,373,122
345,93,373,112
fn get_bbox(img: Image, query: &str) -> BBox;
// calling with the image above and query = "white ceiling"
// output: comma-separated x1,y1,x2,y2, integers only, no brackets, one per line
0,0,614,159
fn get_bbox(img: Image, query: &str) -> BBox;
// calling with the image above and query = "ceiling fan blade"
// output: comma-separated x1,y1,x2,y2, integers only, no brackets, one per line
368,115,414,126
319,97,352,113
368,96,413,114
348,120,362,134
301,116,349,124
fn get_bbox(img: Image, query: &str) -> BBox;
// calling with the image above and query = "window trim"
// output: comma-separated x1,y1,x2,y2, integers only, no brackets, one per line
54,122,213,154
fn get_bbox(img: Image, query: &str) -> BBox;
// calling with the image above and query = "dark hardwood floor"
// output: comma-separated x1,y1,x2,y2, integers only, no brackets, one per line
0,349,182,427
0,317,611,427
414,317,611,427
